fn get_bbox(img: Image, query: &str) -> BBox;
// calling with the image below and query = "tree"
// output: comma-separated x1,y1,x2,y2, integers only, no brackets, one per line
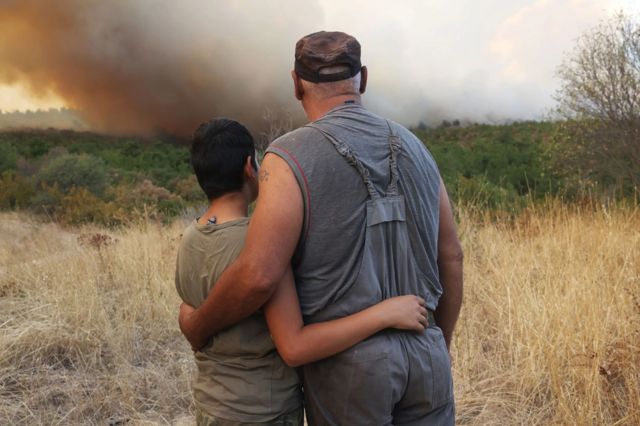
555,12,640,193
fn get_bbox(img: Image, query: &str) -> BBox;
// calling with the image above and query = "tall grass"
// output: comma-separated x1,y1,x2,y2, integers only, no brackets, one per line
454,201,639,425
0,214,193,425
0,202,638,424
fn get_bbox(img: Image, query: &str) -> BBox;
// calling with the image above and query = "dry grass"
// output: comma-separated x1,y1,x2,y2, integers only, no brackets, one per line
0,202,638,425
454,202,640,425
0,213,193,425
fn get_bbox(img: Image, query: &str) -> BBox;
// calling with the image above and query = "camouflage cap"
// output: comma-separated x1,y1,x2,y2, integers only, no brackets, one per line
294,31,362,83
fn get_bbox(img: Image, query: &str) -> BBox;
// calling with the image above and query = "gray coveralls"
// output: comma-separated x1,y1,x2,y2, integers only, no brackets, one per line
300,121,455,426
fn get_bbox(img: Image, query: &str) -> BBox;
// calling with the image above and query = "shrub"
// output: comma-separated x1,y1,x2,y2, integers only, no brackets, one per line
58,187,118,225
27,184,122,225
28,183,64,216
0,171,35,209
122,179,177,204
110,180,186,223
452,175,519,212
35,153,109,195
20,136,53,158
15,157,38,177
0,143,19,173
171,175,206,202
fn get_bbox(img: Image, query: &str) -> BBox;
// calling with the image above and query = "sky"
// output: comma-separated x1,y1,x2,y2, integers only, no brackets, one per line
0,0,638,133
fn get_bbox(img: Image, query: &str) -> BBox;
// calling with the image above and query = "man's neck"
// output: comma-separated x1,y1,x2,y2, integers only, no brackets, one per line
198,192,249,225
303,94,363,122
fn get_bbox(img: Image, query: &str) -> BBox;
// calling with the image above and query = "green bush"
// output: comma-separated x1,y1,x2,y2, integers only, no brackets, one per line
28,183,64,216
35,153,109,195
415,122,560,207
0,143,19,173
19,136,53,158
452,175,519,212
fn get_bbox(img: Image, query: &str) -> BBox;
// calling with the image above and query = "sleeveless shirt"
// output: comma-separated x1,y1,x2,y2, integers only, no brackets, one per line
266,104,442,318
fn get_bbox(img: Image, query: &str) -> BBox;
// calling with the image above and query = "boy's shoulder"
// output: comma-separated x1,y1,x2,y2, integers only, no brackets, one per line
175,218,249,306
178,218,249,251
185,217,249,234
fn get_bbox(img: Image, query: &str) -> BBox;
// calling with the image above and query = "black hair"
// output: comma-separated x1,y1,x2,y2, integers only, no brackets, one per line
190,118,257,200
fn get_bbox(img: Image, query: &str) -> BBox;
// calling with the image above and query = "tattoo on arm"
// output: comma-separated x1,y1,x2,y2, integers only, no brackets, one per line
259,169,270,182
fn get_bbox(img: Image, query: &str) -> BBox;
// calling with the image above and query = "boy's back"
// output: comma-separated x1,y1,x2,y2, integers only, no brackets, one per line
175,218,301,422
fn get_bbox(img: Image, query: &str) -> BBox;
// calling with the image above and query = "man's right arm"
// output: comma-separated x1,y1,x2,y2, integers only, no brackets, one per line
435,179,464,350
179,153,304,350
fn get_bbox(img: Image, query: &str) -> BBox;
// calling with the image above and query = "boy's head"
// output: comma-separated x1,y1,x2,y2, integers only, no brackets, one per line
191,118,258,201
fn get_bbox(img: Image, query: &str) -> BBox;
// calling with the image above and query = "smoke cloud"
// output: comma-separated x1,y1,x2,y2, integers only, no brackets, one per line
0,0,322,136
0,0,635,136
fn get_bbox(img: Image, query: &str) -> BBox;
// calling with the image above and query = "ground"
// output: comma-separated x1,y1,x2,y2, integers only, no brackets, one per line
0,205,638,424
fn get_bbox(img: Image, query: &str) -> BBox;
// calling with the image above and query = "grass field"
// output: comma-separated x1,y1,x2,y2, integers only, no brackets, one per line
1,203,638,425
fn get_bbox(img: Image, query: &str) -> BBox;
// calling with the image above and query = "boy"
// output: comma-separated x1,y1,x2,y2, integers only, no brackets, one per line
175,119,428,425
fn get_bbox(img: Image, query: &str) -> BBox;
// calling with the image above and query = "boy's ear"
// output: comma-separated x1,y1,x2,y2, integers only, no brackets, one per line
244,155,257,179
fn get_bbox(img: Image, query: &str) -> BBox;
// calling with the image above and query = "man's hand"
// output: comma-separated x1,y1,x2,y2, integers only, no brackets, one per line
179,302,208,351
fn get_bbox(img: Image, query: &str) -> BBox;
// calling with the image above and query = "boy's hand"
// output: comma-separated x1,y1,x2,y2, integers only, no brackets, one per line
380,295,428,332
178,303,208,351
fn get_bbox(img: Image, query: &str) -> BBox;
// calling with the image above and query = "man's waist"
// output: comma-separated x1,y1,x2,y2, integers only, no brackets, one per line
427,309,436,328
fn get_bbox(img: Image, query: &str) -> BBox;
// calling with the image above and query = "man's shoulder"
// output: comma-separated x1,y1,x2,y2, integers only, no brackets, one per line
382,119,440,178
386,120,433,153
269,126,325,151
386,119,420,143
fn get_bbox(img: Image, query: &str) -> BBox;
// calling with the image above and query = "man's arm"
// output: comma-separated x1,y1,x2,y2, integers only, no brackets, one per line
434,179,464,350
179,153,303,350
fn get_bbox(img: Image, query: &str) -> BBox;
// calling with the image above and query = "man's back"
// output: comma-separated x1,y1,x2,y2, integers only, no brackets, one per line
268,104,454,425
268,104,442,318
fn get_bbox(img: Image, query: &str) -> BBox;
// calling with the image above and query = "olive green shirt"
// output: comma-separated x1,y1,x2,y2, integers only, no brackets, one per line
175,218,302,422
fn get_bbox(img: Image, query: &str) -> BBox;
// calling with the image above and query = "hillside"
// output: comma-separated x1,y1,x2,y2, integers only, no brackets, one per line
0,129,201,224
415,121,561,209
0,121,608,224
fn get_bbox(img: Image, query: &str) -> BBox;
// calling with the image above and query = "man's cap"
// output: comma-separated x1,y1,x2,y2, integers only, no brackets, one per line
294,31,362,83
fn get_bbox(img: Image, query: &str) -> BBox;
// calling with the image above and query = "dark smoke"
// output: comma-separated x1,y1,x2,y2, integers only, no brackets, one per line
2,1,625,136
0,0,321,136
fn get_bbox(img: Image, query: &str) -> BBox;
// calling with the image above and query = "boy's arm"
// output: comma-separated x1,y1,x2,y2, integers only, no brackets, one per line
179,153,304,350
264,267,428,367
435,179,464,350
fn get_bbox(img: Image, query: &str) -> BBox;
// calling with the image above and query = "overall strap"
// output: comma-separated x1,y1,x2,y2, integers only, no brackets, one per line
306,121,402,199
306,124,381,200
385,120,401,197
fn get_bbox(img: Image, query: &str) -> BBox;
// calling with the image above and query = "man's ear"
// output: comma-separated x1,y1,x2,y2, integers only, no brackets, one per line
359,66,368,94
291,70,304,100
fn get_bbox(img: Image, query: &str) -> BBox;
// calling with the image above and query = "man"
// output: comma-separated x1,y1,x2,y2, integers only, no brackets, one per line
180,31,463,425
